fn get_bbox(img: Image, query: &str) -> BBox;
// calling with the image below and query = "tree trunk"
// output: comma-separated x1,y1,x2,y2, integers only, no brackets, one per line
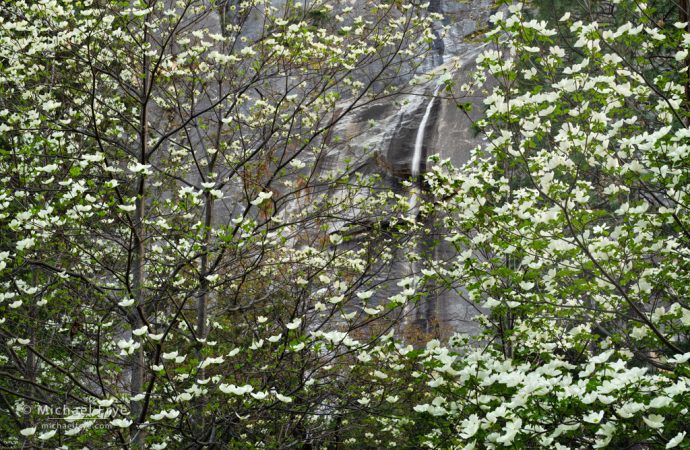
130,14,150,445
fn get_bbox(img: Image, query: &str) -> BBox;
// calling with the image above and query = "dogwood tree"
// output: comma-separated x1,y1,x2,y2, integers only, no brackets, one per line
0,0,439,447
355,0,690,448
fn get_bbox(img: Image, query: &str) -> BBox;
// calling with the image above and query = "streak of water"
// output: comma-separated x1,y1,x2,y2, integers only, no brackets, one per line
411,85,441,179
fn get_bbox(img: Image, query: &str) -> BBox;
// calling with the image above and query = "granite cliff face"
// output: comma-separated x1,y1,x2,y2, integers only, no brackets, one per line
322,0,497,337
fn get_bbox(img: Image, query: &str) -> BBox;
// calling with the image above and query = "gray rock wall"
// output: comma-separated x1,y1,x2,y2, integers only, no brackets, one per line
323,0,497,339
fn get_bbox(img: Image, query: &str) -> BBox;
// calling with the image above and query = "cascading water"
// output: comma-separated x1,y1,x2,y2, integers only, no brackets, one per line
411,85,441,179
406,81,442,333
411,0,445,179
409,84,441,214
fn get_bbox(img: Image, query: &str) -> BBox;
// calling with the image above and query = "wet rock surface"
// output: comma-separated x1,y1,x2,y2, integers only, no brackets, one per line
323,0,496,338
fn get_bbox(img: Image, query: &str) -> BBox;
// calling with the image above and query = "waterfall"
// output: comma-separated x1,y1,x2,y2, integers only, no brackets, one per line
411,85,440,178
